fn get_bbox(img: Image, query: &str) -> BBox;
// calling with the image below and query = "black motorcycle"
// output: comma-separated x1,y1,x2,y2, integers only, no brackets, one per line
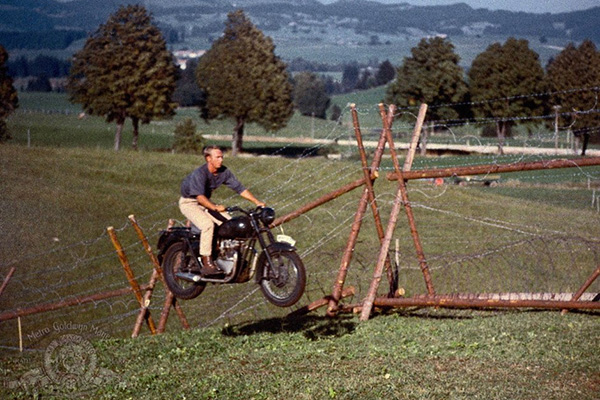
157,206,306,307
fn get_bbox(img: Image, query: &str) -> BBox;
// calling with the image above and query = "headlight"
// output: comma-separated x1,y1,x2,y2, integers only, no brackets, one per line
260,207,276,225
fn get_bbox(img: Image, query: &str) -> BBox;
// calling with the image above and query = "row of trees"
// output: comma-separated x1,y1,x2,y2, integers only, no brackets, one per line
0,30,86,51
8,53,394,99
67,5,178,151
8,55,71,78
386,36,600,153
63,7,298,154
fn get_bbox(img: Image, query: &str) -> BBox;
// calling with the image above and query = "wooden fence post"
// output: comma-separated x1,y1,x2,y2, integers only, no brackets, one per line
0,267,16,298
107,226,157,336
128,215,189,335
361,103,435,321
327,110,390,316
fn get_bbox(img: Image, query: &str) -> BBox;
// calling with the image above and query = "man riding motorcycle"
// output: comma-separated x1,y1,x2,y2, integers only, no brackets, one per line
178,145,265,276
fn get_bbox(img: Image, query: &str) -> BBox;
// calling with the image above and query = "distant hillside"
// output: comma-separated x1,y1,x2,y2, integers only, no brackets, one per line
1,0,598,57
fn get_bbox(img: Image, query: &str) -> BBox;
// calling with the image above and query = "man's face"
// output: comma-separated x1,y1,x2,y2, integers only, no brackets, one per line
206,148,224,171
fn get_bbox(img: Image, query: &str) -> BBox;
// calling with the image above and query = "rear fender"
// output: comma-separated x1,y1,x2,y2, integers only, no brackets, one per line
156,227,195,263
255,242,296,283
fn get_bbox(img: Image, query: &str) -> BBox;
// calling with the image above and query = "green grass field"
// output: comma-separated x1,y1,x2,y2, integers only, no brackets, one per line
2,309,598,399
1,93,599,398
11,91,595,155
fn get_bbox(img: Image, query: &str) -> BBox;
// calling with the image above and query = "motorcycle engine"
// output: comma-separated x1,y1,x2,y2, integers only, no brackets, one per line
215,239,242,275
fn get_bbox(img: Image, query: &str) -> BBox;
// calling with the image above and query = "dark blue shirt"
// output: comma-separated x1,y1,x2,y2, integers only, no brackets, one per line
180,163,245,199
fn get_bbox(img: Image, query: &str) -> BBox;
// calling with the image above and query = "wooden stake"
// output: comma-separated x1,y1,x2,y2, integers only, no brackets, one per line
327,110,389,316
361,103,434,322
107,226,156,335
132,270,160,338
158,291,175,333
403,103,428,171
351,104,396,297
128,215,189,335
0,267,16,298
561,264,600,315
18,317,22,352
289,286,355,317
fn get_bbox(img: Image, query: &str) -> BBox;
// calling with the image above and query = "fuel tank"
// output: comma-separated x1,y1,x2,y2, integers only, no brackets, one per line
217,216,253,239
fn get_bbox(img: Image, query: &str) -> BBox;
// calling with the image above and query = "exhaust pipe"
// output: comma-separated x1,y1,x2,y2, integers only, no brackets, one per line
175,271,202,283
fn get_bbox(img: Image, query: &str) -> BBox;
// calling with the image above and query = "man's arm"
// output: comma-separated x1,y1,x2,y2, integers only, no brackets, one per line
195,195,226,212
240,189,265,207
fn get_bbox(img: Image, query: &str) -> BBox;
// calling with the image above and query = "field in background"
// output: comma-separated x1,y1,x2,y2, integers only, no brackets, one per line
10,29,573,69
11,91,595,156
270,33,571,68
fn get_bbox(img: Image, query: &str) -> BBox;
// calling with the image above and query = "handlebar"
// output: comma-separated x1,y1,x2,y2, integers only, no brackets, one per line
225,205,265,215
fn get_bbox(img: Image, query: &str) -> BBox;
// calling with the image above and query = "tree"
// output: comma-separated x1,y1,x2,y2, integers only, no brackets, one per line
376,59,395,86
293,72,331,119
356,68,375,90
173,58,205,107
468,37,545,153
173,118,205,154
7,56,29,77
545,40,600,152
0,45,19,142
67,5,177,151
330,104,342,124
386,37,469,123
30,55,69,78
341,62,360,92
195,10,293,156
28,74,52,92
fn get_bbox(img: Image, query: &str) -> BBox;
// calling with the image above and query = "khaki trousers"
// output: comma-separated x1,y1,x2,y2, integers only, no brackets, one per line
178,197,229,256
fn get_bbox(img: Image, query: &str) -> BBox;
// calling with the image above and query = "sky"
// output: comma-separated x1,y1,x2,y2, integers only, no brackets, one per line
321,0,599,14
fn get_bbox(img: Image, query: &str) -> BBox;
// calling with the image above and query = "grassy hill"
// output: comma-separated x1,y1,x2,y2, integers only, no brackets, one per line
1,96,599,398
0,144,599,398
2,309,599,399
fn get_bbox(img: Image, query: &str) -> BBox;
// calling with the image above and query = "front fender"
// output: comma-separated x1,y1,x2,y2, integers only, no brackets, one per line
255,242,296,283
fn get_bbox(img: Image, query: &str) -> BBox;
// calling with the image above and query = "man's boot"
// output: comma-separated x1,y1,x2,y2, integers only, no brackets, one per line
200,255,221,276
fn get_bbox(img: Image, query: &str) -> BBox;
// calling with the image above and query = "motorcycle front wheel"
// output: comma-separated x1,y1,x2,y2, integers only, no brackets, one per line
260,250,306,307
162,241,206,300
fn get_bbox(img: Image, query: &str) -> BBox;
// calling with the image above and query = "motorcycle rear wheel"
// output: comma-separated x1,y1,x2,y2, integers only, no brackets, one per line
162,241,206,300
260,250,306,307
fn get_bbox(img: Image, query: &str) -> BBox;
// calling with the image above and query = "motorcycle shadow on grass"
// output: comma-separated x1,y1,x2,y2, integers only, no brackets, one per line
220,309,480,341
221,314,357,341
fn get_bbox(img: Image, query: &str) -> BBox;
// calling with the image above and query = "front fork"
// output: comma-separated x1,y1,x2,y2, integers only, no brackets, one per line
256,235,294,287
255,228,284,282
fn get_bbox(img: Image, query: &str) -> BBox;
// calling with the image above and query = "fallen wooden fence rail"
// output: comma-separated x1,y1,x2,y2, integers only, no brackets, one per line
372,295,600,310
288,286,355,318
413,292,599,301
0,284,150,322
387,156,600,181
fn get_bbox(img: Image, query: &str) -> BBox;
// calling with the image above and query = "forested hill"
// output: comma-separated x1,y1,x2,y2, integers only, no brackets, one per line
1,0,599,50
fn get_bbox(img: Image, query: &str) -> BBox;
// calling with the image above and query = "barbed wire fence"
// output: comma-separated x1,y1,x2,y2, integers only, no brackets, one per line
1,88,600,352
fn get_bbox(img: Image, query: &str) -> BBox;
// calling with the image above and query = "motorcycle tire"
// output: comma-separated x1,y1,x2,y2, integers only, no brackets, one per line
260,249,306,307
162,241,206,300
